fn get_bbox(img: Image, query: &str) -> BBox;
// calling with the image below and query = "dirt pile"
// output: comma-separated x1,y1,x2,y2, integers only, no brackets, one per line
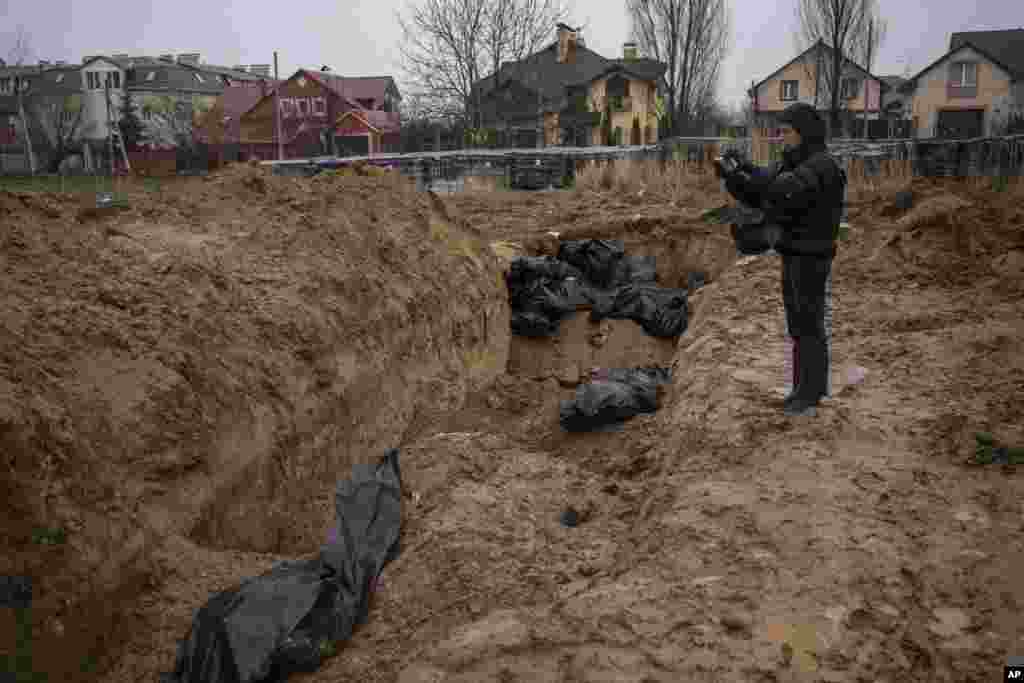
859,178,1024,283
0,166,509,680
6,171,1023,683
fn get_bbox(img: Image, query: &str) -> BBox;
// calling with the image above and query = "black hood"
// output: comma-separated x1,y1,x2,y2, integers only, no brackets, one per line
778,102,827,145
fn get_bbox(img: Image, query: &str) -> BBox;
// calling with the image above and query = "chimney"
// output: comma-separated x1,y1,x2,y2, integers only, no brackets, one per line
556,22,577,64
178,53,201,66
250,64,271,77
55,60,66,66
159,54,175,62
623,42,638,61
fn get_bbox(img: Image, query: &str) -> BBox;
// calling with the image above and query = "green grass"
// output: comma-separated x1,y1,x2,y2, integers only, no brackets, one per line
30,527,66,546
0,174,164,195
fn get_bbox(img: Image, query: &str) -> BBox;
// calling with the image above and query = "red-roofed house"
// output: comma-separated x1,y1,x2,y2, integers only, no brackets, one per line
194,79,278,163
229,69,402,160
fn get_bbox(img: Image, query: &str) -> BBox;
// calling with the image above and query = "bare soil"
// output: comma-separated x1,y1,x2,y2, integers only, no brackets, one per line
2,166,1023,683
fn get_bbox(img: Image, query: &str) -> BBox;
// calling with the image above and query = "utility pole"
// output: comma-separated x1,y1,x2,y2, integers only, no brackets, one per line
274,51,283,160
105,79,114,176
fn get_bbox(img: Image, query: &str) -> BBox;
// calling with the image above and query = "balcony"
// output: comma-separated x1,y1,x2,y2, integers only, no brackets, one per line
947,83,978,99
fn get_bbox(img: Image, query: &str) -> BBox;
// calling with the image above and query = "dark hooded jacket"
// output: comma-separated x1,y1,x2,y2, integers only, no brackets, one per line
726,102,846,257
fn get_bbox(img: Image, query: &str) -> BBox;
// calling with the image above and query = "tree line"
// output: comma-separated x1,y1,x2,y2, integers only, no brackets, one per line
396,0,892,144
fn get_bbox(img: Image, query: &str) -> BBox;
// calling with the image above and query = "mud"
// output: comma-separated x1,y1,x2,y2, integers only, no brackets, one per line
2,166,1023,683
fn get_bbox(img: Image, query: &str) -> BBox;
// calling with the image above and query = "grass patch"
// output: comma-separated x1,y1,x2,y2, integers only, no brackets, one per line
0,174,165,196
30,527,66,546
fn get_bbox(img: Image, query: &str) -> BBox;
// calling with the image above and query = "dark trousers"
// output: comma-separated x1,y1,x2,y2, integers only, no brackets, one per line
782,253,833,399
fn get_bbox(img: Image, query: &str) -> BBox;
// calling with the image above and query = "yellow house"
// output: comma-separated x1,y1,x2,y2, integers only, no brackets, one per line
748,39,887,135
901,29,1024,138
474,23,666,147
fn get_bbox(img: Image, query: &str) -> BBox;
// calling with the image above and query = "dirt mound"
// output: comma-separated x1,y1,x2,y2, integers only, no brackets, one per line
0,169,509,681
853,181,1024,283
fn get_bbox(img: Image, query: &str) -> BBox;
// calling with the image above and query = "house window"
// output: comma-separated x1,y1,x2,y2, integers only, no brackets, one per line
297,97,310,117
950,62,977,86
279,98,294,118
86,72,105,89
0,77,10,94
312,96,327,116
104,72,121,88
841,77,861,99
55,73,64,83
781,80,798,101
146,71,156,81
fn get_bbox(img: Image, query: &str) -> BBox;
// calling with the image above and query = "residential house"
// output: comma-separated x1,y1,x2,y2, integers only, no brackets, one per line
0,61,95,172
0,52,260,172
232,69,401,160
115,54,263,149
748,39,889,136
900,28,1024,138
472,24,666,147
193,80,278,164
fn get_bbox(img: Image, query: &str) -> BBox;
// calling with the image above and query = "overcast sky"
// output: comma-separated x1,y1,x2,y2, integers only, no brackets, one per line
2,0,1021,109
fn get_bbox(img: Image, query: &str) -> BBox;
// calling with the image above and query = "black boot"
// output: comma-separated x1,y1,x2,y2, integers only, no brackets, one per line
784,337,801,405
785,336,827,417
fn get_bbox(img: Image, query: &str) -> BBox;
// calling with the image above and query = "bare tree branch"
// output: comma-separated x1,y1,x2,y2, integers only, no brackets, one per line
396,0,569,132
627,0,731,136
7,26,39,173
794,0,879,137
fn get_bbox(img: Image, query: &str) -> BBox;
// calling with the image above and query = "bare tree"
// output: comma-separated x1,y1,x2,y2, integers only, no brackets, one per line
795,0,879,137
481,0,569,136
397,0,489,124
397,0,568,130
28,94,85,172
856,5,886,73
5,25,38,173
627,0,732,137
140,94,214,150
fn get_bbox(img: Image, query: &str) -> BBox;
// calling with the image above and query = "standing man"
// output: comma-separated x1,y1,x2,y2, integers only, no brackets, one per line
717,102,847,417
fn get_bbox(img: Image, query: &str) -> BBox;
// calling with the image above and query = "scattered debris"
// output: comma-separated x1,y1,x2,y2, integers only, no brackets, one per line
974,432,1024,465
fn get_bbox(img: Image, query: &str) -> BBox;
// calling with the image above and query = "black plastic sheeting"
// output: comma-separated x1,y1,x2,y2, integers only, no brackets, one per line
507,240,691,338
590,285,689,338
560,367,672,432
704,205,783,256
160,449,403,683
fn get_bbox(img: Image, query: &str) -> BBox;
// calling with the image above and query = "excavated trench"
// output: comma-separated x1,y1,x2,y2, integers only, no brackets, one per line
2,170,745,683
181,218,739,558
82,176,1024,682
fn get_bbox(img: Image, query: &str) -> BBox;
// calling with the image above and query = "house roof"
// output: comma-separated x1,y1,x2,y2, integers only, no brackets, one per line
747,39,887,96
303,71,363,107
570,60,667,87
220,82,273,119
363,109,401,133
337,109,380,133
903,37,1023,88
879,75,907,89
608,57,667,83
476,41,628,105
235,69,363,119
328,75,401,102
949,29,1024,79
